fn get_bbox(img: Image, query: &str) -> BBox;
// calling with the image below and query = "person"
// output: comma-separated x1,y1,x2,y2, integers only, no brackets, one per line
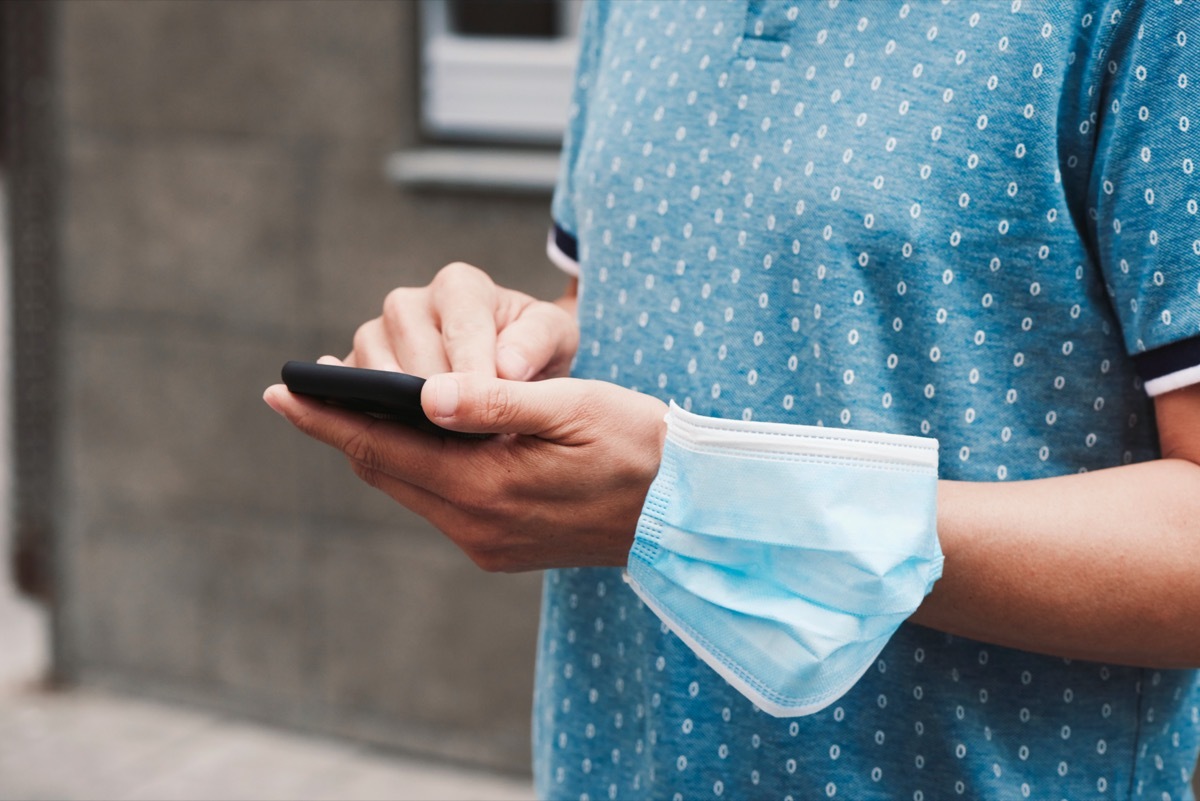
264,1,1200,797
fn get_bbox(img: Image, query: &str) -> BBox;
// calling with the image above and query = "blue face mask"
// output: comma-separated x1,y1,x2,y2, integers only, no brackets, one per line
625,402,942,717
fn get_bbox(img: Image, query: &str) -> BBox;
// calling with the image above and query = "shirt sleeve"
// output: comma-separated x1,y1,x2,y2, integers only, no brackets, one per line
547,0,609,277
1090,2,1200,396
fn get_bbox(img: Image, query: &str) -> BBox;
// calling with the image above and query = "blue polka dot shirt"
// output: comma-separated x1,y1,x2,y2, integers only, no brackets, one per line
535,1,1200,798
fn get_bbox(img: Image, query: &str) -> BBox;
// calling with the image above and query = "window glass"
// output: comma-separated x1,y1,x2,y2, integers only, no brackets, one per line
450,0,560,39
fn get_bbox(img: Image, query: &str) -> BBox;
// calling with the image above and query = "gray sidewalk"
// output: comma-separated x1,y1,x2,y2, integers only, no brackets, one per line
0,594,535,801
0,687,535,801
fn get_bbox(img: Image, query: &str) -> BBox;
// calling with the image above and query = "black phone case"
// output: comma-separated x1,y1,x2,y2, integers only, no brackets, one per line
281,361,473,437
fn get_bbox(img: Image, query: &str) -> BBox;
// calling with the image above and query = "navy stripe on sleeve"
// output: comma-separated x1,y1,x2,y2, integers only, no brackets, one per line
547,222,580,277
1134,336,1200,396
554,223,578,263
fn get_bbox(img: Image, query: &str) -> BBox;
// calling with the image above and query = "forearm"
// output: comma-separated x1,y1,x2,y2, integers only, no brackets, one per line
911,458,1200,667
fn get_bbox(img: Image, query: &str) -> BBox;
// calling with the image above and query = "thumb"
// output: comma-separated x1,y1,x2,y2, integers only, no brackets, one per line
422,373,584,437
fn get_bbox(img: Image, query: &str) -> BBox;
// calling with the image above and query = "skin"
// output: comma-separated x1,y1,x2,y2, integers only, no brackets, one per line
264,261,1200,669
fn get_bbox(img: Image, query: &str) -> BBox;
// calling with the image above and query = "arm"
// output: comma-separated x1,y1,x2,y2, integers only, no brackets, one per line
912,383,1200,668
269,369,1200,670
268,258,1197,669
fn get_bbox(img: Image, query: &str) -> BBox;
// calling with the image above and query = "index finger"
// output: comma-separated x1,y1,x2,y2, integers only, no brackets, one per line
430,263,500,376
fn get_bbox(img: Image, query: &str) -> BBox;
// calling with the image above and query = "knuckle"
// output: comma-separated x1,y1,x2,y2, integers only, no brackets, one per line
382,287,419,319
436,261,487,288
351,321,376,354
481,383,516,427
554,381,601,434
341,426,382,472
440,314,488,342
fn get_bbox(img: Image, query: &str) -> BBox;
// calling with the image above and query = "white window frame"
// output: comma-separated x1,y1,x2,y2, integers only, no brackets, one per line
420,0,581,144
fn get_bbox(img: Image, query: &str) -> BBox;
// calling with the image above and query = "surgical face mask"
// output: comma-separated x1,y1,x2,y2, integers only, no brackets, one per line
624,402,942,717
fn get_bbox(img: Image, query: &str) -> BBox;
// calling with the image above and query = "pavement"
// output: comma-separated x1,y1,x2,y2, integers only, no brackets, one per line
0,584,535,801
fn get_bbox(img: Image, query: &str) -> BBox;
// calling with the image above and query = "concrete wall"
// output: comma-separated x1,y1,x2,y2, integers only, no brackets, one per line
52,0,565,772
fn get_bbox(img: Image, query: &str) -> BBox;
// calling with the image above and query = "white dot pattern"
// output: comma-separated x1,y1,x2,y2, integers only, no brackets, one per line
536,1,1200,799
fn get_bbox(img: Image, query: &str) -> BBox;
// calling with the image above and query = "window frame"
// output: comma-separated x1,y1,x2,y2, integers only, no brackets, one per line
419,0,581,144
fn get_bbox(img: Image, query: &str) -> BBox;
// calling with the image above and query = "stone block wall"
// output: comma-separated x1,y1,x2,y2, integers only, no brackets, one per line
52,0,565,772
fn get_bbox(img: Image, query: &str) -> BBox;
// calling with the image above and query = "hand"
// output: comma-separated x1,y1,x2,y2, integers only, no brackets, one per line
346,262,579,380
264,373,668,572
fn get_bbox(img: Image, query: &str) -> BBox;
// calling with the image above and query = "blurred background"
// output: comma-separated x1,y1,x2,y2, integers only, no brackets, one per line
2,0,579,797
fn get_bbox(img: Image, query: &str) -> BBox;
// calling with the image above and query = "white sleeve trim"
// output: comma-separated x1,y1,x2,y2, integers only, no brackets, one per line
546,229,579,277
1144,364,1200,397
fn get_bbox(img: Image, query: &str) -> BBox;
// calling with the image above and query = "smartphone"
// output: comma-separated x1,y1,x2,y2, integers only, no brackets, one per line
281,361,475,437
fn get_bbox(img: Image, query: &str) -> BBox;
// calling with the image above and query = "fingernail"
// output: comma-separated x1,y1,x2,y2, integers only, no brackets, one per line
263,387,285,416
428,375,459,419
496,346,532,381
